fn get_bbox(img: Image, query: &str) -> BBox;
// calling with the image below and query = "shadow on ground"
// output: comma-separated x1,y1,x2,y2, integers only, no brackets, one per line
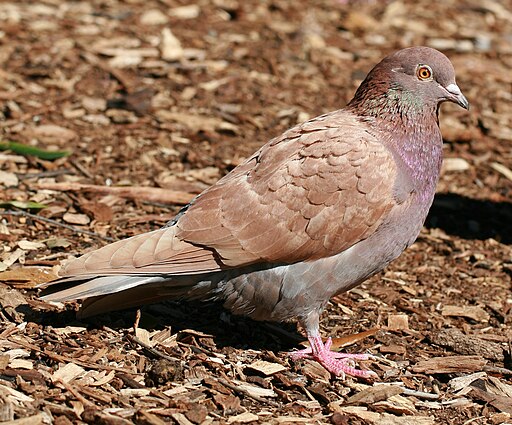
24,299,302,352
426,192,512,244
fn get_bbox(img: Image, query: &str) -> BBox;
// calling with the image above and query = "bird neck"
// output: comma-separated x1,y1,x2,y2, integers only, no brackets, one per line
383,113,443,199
349,87,443,197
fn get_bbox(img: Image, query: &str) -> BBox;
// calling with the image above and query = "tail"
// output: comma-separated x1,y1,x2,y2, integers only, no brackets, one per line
39,273,222,318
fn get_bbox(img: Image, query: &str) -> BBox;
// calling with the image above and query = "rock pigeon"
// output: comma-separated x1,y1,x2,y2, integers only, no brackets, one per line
40,46,468,379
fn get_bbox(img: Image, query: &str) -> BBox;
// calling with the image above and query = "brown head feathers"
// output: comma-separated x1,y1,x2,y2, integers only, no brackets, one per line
348,46,468,115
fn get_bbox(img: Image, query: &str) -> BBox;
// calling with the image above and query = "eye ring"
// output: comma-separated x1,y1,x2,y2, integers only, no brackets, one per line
417,65,432,80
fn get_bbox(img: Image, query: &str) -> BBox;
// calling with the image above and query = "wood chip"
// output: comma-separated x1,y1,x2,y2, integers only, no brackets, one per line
169,5,200,19
62,212,90,225
373,394,417,415
160,28,183,61
491,162,512,181
230,380,277,398
345,384,404,405
430,329,504,361
52,363,86,383
412,356,487,374
0,384,34,402
387,314,409,330
135,327,152,347
120,389,151,397
17,240,46,250
140,9,168,25
449,372,488,392
227,412,259,424
0,170,18,187
0,412,50,425
0,268,57,286
30,124,77,144
329,406,381,423
246,360,286,376
442,157,470,172
9,359,33,370
441,305,490,322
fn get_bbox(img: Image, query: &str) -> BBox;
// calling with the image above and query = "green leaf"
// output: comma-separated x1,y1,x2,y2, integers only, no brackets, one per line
0,200,47,210
0,140,71,160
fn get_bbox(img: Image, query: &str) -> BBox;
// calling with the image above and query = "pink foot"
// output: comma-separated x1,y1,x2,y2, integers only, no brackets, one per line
290,336,377,379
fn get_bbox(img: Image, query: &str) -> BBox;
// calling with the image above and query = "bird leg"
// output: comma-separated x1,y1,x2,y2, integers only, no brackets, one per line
290,335,377,379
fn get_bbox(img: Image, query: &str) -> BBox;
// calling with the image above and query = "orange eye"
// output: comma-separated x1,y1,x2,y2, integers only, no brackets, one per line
417,65,432,80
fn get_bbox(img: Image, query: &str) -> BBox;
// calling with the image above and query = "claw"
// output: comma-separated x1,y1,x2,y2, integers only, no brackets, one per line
290,336,377,379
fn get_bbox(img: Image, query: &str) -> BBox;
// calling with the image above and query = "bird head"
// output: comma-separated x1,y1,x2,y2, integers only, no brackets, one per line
349,46,469,114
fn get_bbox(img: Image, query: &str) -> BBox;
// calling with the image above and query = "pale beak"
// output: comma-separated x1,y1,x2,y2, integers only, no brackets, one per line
444,83,469,110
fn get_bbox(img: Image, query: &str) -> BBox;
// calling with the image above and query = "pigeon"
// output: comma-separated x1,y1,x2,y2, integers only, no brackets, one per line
40,47,468,379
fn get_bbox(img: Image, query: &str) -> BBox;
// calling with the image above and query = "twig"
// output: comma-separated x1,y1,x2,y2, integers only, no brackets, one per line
133,309,141,332
402,388,440,400
58,379,95,408
218,378,280,407
37,182,195,205
69,159,94,179
0,210,115,242
17,169,75,180
126,334,183,363
483,365,512,375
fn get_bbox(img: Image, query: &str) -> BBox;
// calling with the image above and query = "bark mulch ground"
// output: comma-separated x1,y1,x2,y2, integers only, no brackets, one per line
1,0,512,424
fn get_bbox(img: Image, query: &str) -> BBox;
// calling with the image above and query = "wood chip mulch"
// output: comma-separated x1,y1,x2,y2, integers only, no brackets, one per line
1,0,512,424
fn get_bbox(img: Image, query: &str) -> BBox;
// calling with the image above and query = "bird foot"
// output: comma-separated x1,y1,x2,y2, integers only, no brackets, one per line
290,336,377,379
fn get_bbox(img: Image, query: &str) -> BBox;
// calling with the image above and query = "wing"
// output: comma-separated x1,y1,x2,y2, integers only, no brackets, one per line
60,110,399,278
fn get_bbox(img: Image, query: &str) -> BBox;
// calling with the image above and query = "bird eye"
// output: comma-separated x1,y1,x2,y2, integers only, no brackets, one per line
417,65,432,80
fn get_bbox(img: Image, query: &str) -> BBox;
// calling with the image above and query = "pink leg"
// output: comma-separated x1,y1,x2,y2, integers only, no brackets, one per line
290,335,377,379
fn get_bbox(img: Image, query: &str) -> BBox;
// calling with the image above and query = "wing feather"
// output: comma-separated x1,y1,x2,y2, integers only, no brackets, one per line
58,110,400,279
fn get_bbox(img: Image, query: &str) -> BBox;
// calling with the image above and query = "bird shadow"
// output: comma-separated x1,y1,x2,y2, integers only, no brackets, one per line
22,299,303,352
426,192,512,244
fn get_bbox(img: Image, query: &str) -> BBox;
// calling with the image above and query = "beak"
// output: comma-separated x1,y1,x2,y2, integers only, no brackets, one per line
444,83,469,110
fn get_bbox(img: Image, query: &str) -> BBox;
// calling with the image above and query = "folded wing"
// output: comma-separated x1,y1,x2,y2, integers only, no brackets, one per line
57,111,398,281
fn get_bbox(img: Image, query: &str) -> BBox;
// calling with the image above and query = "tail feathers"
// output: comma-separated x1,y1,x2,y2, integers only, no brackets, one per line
77,281,198,318
40,275,166,302
40,273,225,318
